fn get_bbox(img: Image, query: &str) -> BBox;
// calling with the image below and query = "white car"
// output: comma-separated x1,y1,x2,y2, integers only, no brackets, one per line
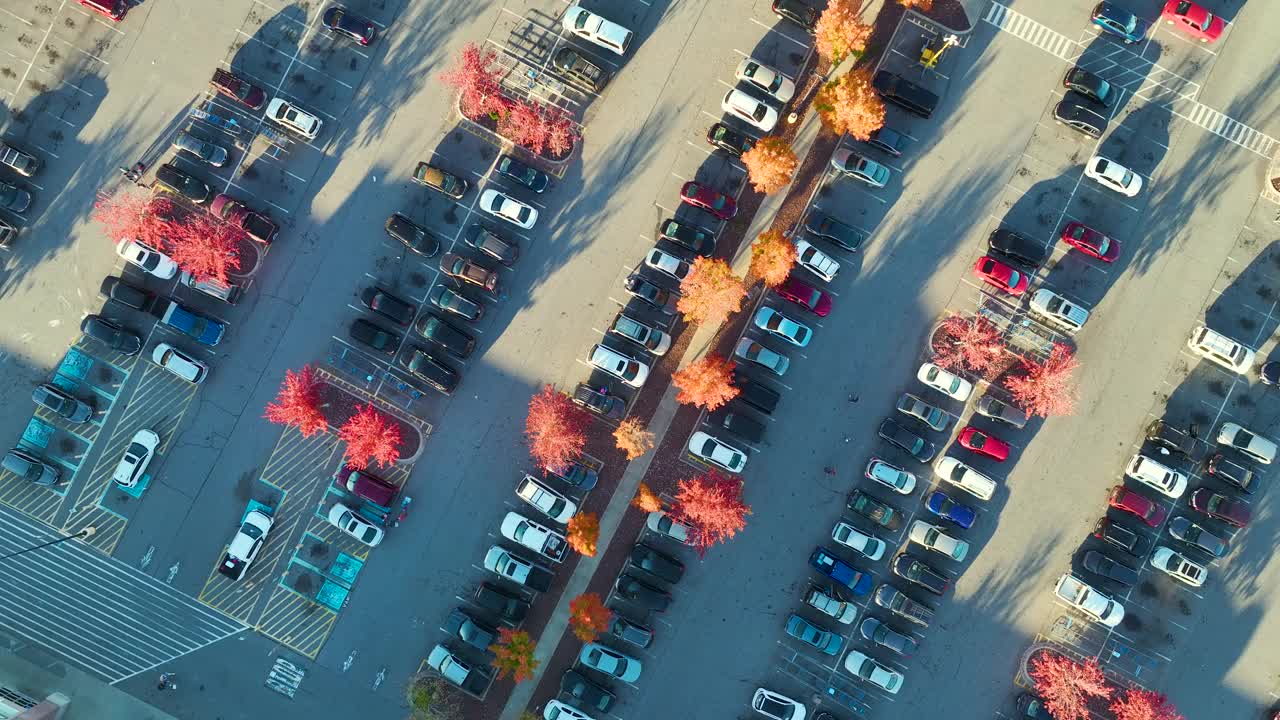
843,650,903,695
328,503,384,546
753,307,811,347
115,238,178,279
917,363,973,401
721,88,778,131
793,238,839,282
643,247,690,282
832,522,886,561
1149,545,1206,588
587,344,650,388
934,456,996,501
151,343,208,383
1217,422,1276,464
1054,573,1124,626
646,510,693,545
218,508,273,580
1187,325,1255,374
561,4,632,55
480,188,538,229
1125,454,1188,498
864,457,916,495
500,511,567,562
752,688,807,720
735,59,795,103
579,643,642,682
516,474,577,523
112,428,160,488
266,97,322,139
688,431,747,473
908,520,969,562
1085,155,1142,197
1029,289,1089,333
544,700,594,720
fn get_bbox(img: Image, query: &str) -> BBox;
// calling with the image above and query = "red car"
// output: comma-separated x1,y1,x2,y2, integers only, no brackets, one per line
1060,222,1120,262
679,181,737,220
958,427,1010,461
1190,487,1250,527
1161,0,1225,42
776,276,832,317
78,0,126,20
210,194,278,244
973,256,1029,296
1108,485,1167,528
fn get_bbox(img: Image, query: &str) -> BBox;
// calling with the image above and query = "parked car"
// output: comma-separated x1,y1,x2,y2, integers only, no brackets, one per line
546,459,599,491
804,584,858,624
1145,419,1199,459
210,68,266,109
1187,324,1255,374
878,419,936,463
495,153,548,193
809,547,873,595
785,613,843,656
976,395,1028,427
1149,546,1207,587
1168,515,1228,558
629,543,684,583
688,431,747,473
154,163,211,203
572,383,625,420
866,126,907,157
115,238,179,279
706,122,756,157
1206,452,1257,494
1091,1,1147,43
608,614,654,648
958,426,1010,461
484,545,552,591
1060,221,1121,262
934,456,996,501
1161,0,1224,42
830,149,890,187
973,255,1029,295
152,343,207,383
1217,422,1276,464
481,189,538,229
334,466,398,507
609,312,671,355
552,47,610,92
588,344,649,388
874,583,934,627
182,270,240,306
322,5,377,44
427,644,492,697
2,448,60,486
752,688,807,720
1054,573,1123,626
560,670,615,714
1125,454,1188,498
172,131,228,167
908,520,969,562
925,490,976,529
1107,485,1167,528
444,608,497,652
751,307,811,348
562,4,633,55
895,393,949,432
988,228,1047,267
99,276,154,312
473,581,529,623
360,287,415,326
440,253,499,293
0,217,16,248
502,511,567,563
892,553,949,595
859,617,918,656
578,643,641,682
1053,93,1108,138
658,218,715,256
703,404,766,447
210,194,278,244
644,247,691,282
736,58,795,103
793,238,840,282
1082,550,1138,587
156,298,226,346
544,699,592,720
614,574,671,612
917,363,973,401
771,0,820,31
721,87,779,131
0,181,30,213
0,142,39,177
623,274,679,315
516,474,577,523
1063,66,1112,106
31,383,94,423
428,284,484,322
402,347,460,395
805,212,866,253
82,315,142,355
386,213,441,257
1190,487,1250,527
734,371,782,415
415,313,476,358
843,650,903,694
1085,155,1142,196
679,181,736,220
1029,289,1090,333
112,428,159,488
1018,694,1054,720
349,318,400,355
328,503,385,546
646,510,692,544
266,98,322,139
1093,517,1147,556
776,276,832,317
413,163,469,199
735,337,789,377
1261,360,1280,385
864,457,917,495
832,522,886,561
847,489,900,530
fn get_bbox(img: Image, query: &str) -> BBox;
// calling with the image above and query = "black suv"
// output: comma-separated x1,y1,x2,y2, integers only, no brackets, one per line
1145,419,1199,459
386,213,441,257
706,123,756,157
155,163,211,203
552,47,610,92
572,383,626,419
415,313,477,358
1062,67,1112,106
99,276,155,312
706,403,765,443
628,543,685,584
771,0,819,31
1054,93,1108,139
472,582,528,623
805,213,866,253
1092,517,1146,556
872,71,938,119
892,553,949,596
349,319,401,355
1082,550,1138,587
81,315,142,355
614,574,671,612
403,347,460,395
987,228,1047,267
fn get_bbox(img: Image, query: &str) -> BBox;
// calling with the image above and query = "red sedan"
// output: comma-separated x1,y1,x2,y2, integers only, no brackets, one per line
679,181,737,220
1190,487,1250,527
1161,0,1225,42
958,426,1010,461
973,255,1029,296
776,276,832,317
1060,222,1121,262
1108,485,1167,528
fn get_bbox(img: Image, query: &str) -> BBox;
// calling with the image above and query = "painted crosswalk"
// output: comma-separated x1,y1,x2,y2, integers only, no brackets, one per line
982,2,1076,59
1169,99,1279,157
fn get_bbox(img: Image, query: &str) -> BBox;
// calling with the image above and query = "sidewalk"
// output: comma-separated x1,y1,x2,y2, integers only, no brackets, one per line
0,647,178,720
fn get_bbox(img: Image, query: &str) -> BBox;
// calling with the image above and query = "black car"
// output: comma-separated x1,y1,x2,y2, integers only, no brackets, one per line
359,286,416,326
1206,452,1257,494
32,383,95,422
560,670,615,713
414,313,476,358
733,371,781,415
706,122,756,157
572,384,626,419
99,276,155,312
614,573,671,612
154,163,211,204
608,614,654,648
1092,517,1146,556
495,154,549,193
805,212,866,253
472,582,529,624
1168,515,1228,558
0,182,31,213
877,419,936,462
349,319,400,355
623,274,678,315
1062,67,1111,106
428,284,484,323
706,404,765,443
771,0,819,31
629,543,684,583
987,229,1047,268
547,459,599,491
1260,360,1280,385
891,553,949,596
1054,93,1108,139
443,608,497,652
551,47,609,92
1081,550,1138,587
402,347,460,395
658,218,715,256
1017,693,1053,720
1,448,60,486
847,489,900,529
464,224,520,266
322,5,376,45
385,213,441,257
865,126,907,157
80,315,142,355
1145,419,1199,459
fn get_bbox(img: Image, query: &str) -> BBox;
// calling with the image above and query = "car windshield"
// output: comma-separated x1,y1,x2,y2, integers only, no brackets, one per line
126,442,147,459
1121,170,1134,185
573,10,588,29
751,103,767,121
1007,270,1022,287
359,526,378,542
241,522,265,540
136,249,160,271
1095,236,1110,254
1095,159,1110,174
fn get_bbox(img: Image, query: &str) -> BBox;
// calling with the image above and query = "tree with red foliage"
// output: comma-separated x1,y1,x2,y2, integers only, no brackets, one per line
439,42,506,120
1110,688,1183,720
544,109,577,158
524,384,590,473
567,512,599,556
93,189,177,251
568,593,613,642
338,405,402,470
672,353,739,410
165,211,243,284
677,256,747,328
931,314,1006,376
741,137,798,195
632,482,663,513
1028,651,1112,720
264,365,327,437
489,628,539,682
671,469,751,556
815,0,872,64
1004,342,1079,417
814,69,885,140
750,229,797,287
498,99,578,157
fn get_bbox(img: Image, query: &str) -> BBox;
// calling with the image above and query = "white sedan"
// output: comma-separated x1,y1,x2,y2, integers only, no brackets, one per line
917,363,973,401
544,700,594,720
934,456,996,501
843,650,903,694
1217,422,1276,464
327,503,385,546
908,520,969,562
735,59,795,103
793,238,840,282
752,688,808,720
643,247,690,282
832,521,886,561
219,509,274,580
480,188,538,229
721,88,778,131
1084,155,1142,197
112,428,160,488
753,306,812,347
588,344,650,387
864,457,916,495
266,98,322,140
116,238,178,279
688,431,747,473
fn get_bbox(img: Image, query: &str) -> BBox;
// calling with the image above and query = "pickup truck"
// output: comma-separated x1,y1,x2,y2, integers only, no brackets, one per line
211,194,278,244
0,142,40,177
156,298,226,346
809,547,872,595
483,546,553,592
873,584,934,628
1054,573,1124,626
804,584,857,624
210,68,266,110
426,644,493,698
499,511,567,563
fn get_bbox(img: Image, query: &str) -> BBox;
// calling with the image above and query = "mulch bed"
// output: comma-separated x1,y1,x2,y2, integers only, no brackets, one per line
463,106,575,164
316,381,422,460
228,237,261,280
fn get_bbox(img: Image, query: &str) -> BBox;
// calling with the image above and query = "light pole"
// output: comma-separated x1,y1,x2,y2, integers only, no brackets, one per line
0,526,96,562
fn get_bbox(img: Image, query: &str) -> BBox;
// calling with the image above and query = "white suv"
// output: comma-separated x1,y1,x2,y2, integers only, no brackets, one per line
1187,325,1255,373
1125,454,1187,498
722,88,779,131
562,5,632,55
1029,289,1089,333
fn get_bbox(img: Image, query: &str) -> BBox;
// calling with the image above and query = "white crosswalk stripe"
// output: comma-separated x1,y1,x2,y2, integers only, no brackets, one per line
983,2,1076,59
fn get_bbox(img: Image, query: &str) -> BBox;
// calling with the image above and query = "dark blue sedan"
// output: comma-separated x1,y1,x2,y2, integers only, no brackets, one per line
925,490,976,530
809,547,873,595
1090,2,1146,43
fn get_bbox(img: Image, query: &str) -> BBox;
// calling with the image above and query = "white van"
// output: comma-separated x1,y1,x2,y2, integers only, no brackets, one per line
1187,325,1254,373
1029,289,1089,333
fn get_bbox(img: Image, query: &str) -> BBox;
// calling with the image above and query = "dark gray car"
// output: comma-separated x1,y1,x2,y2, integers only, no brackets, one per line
1168,515,1228,558
859,616,918,656
32,384,94,423
976,395,1029,429
1053,93,1108,139
172,131,228,167
81,315,142,355
443,608,497,652
878,418,936,463
608,614,653,648
805,212,866,253
1081,550,1139,587
629,543,684,583
2,448,60,486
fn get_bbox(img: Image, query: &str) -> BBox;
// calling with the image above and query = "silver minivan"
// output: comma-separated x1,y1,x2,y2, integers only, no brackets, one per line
1029,289,1089,333
181,271,241,304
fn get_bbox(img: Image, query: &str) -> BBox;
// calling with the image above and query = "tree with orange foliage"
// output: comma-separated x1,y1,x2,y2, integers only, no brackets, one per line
1110,688,1183,720
673,353,739,410
568,593,613,642
677,257,747,328
671,469,751,556
750,229,797,287
814,70,886,140
524,384,590,473
93,189,242,284
567,512,599,556
613,418,654,460
815,0,872,64
741,137,798,194
1028,652,1112,720
1004,343,1079,417
264,365,327,437
338,405,402,470
489,628,539,682
899,0,933,10
632,483,663,513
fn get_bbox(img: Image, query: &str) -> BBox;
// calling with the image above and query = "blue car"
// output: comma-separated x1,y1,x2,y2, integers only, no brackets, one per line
925,490,976,529
1090,2,1146,43
809,547,873,595
159,299,226,346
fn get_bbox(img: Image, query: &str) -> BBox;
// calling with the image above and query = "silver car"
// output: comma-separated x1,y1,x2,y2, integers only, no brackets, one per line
2,448,60,486
735,337,789,376
895,393,949,432
172,131,228,167
830,149,891,187
32,383,94,423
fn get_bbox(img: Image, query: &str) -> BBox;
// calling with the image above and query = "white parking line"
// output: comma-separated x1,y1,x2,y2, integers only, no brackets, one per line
235,31,354,90
748,18,810,50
